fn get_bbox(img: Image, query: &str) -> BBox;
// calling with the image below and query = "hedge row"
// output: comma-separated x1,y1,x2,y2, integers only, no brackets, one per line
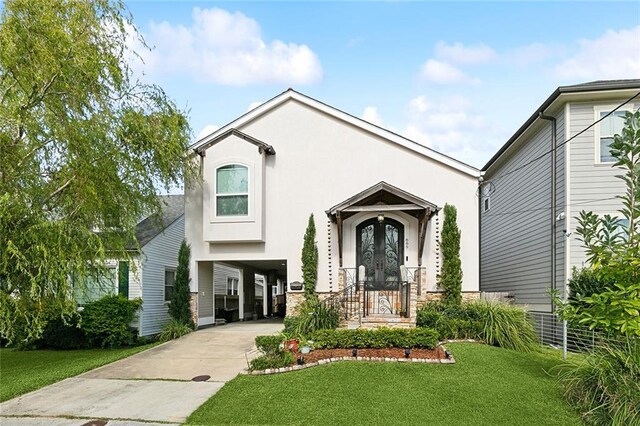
310,328,439,349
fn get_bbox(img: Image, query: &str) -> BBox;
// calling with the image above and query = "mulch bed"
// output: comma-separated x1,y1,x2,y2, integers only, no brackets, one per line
295,346,447,363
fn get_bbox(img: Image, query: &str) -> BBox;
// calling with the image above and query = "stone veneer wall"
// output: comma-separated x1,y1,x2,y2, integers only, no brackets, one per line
416,291,481,310
286,291,335,317
189,292,199,326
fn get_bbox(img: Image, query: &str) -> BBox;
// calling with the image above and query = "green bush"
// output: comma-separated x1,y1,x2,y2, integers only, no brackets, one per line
289,299,340,337
81,295,142,348
417,301,538,352
158,319,193,342
567,267,612,302
255,335,282,357
40,311,87,349
249,351,295,371
557,338,640,426
416,302,483,340
310,328,439,350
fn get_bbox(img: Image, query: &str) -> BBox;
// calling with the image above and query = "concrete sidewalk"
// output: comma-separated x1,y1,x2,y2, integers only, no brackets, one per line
0,319,283,425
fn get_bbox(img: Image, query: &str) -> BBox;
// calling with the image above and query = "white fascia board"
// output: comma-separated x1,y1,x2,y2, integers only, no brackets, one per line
191,90,480,178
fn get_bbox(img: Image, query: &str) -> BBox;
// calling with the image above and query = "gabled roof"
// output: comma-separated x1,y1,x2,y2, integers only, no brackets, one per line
483,79,640,171
191,89,479,177
326,181,439,221
133,195,184,248
194,128,275,156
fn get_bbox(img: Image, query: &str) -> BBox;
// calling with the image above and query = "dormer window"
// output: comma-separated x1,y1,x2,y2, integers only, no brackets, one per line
216,164,249,216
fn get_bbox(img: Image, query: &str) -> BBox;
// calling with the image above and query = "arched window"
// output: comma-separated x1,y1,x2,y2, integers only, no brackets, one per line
216,164,249,216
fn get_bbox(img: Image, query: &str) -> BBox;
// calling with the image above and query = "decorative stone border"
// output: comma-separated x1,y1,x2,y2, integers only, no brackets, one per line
242,345,455,376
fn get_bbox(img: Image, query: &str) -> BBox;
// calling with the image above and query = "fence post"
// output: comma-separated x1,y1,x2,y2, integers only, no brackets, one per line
562,319,567,360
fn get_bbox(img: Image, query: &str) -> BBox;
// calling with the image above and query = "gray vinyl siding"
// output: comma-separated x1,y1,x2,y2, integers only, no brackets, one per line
197,262,213,319
481,109,565,311
567,101,639,272
139,215,185,336
214,264,240,294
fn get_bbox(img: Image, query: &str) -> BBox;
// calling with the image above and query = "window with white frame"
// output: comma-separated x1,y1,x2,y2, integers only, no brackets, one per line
596,109,627,163
227,277,239,295
164,269,176,302
216,164,249,216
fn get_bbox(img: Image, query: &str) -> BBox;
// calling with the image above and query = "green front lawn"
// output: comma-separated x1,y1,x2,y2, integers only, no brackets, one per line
0,344,157,402
187,343,581,425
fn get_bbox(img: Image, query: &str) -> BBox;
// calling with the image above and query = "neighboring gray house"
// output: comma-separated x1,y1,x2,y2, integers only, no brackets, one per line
480,80,640,312
77,195,185,335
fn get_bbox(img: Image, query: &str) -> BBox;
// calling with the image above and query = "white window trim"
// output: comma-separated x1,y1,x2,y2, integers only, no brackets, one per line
212,160,255,223
593,105,633,165
164,267,176,304
226,276,239,296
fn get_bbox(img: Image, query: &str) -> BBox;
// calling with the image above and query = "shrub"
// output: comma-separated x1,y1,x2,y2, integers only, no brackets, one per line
416,302,483,340
81,295,142,348
310,328,439,350
249,352,295,371
255,335,282,357
169,240,194,328
158,319,193,342
291,299,340,337
301,213,318,301
40,311,87,349
567,267,612,302
557,338,640,426
470,301,538,352
438,204,463,305
416,301,538,352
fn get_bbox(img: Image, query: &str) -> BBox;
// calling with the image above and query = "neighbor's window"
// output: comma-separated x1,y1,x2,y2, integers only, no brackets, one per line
76,267,117,305
616,218,630,239
227,277,239,296
597,110,626,163
216,164,249,216
164,269,176,302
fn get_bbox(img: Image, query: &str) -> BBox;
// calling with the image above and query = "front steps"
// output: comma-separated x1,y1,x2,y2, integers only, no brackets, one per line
343,314,416,330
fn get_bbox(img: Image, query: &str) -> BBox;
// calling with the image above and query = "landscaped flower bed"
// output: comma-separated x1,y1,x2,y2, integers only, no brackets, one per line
298,347,447,363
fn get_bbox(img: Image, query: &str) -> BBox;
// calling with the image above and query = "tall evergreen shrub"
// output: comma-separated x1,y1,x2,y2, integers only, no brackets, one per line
438,204,463,305
169,240,194,328
301,213,319,301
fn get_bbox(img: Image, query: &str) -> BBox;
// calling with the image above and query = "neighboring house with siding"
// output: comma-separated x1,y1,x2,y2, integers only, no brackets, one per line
480,80,640,312
185,89,480,328
76,195,185,335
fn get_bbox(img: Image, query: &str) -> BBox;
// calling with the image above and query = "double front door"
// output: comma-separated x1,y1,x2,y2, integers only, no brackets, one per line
356,217,404,290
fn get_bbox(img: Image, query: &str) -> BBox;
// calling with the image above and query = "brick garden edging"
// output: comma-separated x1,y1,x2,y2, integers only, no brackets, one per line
242,344,456,376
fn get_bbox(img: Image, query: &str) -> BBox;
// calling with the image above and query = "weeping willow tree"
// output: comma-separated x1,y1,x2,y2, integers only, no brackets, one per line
0,0,196,345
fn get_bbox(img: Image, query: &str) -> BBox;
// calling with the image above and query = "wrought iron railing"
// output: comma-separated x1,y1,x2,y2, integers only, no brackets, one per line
363,280,411,318
320,282,359,321
404,267,425,295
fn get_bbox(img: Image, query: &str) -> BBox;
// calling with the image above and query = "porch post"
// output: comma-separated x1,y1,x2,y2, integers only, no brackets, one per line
358,265,365,319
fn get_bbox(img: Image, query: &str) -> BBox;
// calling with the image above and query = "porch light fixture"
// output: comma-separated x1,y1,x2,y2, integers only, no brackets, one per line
404,349,411,358
377,213,384,223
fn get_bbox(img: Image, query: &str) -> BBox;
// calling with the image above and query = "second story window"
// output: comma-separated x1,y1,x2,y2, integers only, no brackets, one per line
596,110,626,163
216,164,249,216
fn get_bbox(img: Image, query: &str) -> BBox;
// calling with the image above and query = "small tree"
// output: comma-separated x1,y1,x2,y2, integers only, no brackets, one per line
169,240,194,328
301,213,319,302
554,110,640,336
438,204,463,305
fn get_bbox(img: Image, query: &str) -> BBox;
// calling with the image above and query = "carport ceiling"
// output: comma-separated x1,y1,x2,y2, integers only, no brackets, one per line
224,259,287,278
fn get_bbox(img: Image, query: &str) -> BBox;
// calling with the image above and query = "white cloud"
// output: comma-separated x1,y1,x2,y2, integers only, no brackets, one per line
247,101,263,111
420,59,477,84
434,41,496,65
555,26,640,80
197,124,219,140
402,95,503,166
141,7,323,86
361,106,384,126
507,42,562,67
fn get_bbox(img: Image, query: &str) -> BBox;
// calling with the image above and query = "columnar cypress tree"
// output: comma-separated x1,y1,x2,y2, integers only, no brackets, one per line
438,204,463,305
169,240,194,327
301,213,319,302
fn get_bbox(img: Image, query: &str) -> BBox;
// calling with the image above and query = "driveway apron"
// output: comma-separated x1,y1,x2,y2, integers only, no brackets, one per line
0,319,283,425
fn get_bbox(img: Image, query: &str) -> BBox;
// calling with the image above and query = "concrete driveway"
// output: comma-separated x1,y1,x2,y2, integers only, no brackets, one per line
0,319,283,425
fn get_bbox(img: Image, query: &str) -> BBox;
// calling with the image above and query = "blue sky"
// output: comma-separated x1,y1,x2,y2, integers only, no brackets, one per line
125,1,640,168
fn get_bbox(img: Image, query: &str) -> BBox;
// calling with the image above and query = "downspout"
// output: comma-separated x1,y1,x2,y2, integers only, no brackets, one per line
478,173,484,295
539,112,557,312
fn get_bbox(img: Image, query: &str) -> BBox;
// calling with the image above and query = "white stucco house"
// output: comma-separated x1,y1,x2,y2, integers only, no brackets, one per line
185,89,480,328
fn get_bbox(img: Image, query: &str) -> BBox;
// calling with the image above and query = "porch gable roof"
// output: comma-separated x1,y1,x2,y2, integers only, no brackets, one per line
326,181,439,268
